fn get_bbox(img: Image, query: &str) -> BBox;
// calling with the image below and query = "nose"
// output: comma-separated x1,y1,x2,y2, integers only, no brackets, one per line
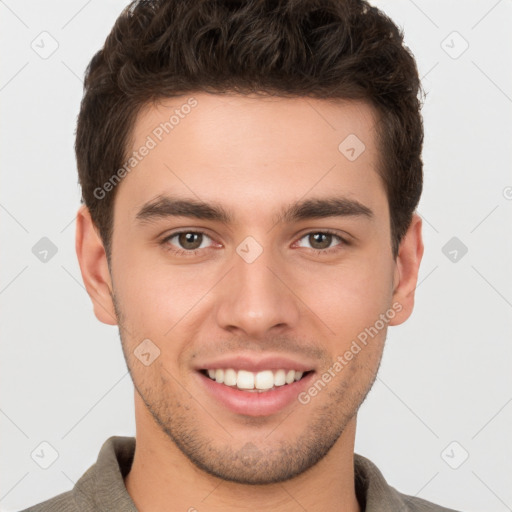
214,243,301,338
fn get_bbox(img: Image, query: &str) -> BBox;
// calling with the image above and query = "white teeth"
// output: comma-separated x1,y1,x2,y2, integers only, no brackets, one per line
237,370,254,389
285,370,295,384
254,370,274,390
204,368,308,391
274,369,286,387
224,368,237,386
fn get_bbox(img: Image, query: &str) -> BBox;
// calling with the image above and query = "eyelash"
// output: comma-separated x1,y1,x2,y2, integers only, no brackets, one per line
160,229,349,257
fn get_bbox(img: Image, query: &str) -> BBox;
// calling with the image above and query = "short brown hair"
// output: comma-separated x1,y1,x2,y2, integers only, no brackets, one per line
76,0,424,261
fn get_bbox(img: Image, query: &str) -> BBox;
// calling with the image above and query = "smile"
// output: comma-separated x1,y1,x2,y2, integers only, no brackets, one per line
201,368,312,392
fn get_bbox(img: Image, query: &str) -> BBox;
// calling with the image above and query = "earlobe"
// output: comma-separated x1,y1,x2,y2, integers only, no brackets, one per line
75,205,118,326
388,213,424,326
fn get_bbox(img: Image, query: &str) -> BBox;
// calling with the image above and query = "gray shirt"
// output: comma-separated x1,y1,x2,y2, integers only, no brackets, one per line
20,436,461,511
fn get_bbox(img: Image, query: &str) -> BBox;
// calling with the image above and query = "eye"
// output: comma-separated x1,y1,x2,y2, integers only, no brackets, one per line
160,229,349,258
295,230,347,254
161,231,215,255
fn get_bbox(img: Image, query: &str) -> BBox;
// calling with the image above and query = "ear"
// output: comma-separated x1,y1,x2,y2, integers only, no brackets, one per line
75,204,118,326
388,213,424,326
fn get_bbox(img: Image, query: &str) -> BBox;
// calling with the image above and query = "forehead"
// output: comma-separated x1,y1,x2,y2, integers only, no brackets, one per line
115,92,386,225
134,92,378,156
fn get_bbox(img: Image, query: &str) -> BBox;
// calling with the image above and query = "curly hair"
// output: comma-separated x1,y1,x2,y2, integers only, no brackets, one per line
76,0,424,261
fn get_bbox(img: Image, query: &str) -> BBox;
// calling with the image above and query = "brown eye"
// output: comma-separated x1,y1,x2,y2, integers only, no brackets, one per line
308,233,333,250
162,231,214,254
295,231,346,254
178,232,203,250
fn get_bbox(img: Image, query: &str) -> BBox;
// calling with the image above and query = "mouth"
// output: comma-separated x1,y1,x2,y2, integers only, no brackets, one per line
195,368,316,417
198,368,314,392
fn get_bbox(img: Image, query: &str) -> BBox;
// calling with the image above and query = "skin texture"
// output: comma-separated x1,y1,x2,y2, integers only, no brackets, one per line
76,93,423,511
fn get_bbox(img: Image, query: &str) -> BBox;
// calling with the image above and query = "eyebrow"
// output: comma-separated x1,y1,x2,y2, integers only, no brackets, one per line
135,194,374,225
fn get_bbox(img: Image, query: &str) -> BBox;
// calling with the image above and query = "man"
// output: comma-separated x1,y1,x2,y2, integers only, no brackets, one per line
22,0,462,510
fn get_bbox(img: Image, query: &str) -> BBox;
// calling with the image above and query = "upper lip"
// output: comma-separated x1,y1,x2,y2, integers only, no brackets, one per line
194,355,316,373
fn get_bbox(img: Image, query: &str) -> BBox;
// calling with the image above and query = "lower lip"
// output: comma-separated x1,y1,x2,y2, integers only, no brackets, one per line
195,370,316,417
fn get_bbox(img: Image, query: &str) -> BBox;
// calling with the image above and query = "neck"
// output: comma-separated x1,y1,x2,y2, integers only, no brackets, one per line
125,393,361,512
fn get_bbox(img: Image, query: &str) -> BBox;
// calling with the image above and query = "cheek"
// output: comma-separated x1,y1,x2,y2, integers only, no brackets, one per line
112,254,217,335
302,256,394,340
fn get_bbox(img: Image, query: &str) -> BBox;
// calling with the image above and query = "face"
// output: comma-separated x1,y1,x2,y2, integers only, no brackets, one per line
78,92,423,485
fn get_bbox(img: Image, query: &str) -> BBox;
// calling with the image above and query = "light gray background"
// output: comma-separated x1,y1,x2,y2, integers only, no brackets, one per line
1,1,511,511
